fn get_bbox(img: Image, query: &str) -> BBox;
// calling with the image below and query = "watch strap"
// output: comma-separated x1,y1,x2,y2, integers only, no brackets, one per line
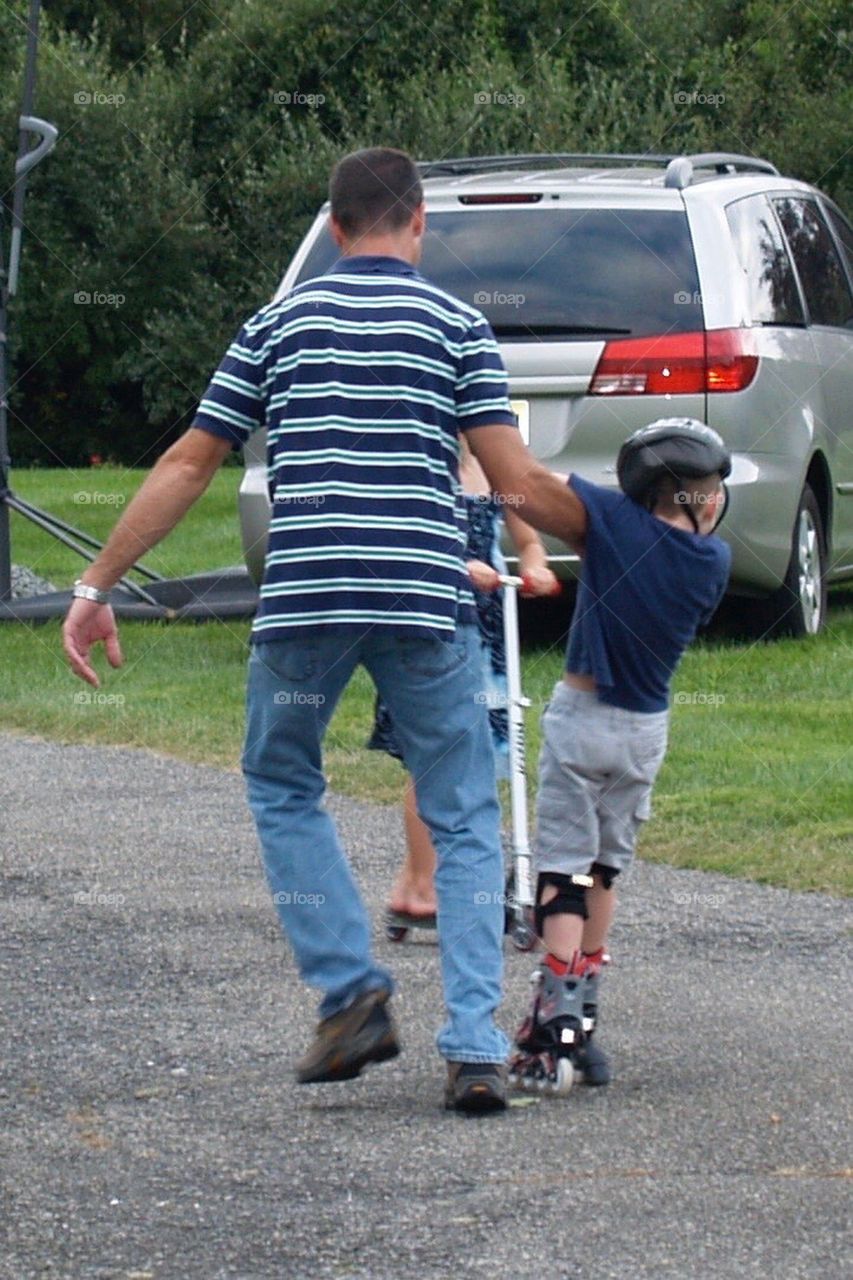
72,580,111,605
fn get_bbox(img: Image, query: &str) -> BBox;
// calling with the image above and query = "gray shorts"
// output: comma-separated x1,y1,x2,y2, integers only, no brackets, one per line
535,682,669,878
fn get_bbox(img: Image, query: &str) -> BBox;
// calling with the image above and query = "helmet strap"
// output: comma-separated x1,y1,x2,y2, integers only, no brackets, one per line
681,486,701,533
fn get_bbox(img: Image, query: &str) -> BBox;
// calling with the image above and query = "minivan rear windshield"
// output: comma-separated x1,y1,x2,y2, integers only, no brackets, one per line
293,208,703,338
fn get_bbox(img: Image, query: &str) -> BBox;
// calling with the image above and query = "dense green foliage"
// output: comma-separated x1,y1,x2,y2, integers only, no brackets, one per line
2,0,850,463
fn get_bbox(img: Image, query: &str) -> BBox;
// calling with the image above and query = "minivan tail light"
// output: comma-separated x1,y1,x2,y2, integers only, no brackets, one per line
705,328,759,392
589,329,758,396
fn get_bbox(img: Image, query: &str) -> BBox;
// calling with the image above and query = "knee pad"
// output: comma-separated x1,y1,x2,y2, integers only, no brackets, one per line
534,872,594,935
590,862,620,891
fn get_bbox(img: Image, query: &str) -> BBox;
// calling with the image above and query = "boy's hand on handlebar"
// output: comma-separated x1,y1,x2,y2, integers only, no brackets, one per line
520,565,560,597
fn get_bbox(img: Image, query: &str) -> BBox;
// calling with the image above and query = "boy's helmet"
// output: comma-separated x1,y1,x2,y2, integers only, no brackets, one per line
617,418,731,512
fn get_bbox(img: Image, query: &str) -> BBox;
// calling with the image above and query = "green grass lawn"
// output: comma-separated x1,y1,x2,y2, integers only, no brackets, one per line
3,469,851,896
7,464,245,585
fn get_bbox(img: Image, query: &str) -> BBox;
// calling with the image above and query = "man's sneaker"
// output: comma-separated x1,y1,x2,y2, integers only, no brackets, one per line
296,988,400,1084
445,1062,508,1114
574,1037,611,1086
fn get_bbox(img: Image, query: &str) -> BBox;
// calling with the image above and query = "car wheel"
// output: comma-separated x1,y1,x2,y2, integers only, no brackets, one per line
766,485,827,638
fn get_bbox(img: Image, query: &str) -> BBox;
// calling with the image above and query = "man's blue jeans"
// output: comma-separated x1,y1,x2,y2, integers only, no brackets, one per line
242,625,509,1063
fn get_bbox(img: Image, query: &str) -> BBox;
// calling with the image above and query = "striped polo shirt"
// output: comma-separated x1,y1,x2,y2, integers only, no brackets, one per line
194,254,517,641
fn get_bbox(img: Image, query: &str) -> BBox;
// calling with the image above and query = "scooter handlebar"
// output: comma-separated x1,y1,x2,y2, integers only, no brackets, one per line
499,573,563,597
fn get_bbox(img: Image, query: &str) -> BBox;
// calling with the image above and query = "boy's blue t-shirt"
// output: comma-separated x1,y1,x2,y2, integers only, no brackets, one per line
566,474,731,713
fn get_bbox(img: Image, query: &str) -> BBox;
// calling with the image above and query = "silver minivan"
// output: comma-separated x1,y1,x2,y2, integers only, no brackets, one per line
239,152,853,635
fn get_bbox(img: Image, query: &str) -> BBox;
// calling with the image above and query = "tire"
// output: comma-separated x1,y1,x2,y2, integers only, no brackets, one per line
502,868,515,934
552,1056,574,1096
764,485,827,638
510,922,538,953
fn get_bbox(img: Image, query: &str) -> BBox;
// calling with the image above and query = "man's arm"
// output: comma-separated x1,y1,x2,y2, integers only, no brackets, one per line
73,427,232,588
503,507,559,595
62,427,232,685
465,424,587,552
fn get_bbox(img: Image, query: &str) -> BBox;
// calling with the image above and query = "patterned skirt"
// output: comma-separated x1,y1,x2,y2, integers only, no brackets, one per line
367,494,509,777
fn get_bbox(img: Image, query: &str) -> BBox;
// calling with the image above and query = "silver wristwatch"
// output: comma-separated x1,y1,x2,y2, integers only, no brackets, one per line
72,579,110,605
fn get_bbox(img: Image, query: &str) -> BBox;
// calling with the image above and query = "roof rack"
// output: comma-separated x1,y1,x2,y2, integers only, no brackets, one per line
417,152,779,186
663,153,779,189
417,153,674,177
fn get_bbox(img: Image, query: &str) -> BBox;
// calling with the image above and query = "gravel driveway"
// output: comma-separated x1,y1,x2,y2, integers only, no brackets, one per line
1,734,849,1279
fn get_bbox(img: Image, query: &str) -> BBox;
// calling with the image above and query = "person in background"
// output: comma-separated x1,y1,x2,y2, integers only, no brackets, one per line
370,434,557,926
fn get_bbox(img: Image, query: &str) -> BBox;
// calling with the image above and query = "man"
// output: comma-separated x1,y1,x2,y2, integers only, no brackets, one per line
63,147,586,1113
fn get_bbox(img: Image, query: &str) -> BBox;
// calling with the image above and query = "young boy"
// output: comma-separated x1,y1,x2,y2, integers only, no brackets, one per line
508,418,732,1096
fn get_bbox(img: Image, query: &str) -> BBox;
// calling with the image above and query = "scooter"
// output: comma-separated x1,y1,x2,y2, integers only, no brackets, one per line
386,574,541,951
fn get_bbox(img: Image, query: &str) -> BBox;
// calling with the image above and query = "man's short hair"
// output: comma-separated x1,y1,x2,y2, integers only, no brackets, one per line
329,147,423,238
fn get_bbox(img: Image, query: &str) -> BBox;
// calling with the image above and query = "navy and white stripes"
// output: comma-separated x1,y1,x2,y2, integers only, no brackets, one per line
194,254,516,640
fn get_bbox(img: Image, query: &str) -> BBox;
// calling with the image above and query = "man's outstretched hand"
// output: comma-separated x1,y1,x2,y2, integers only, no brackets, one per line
467,558,502,592
59,429,231,686
63,599,124,687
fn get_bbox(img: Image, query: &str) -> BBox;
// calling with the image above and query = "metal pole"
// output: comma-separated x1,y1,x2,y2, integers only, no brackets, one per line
8,0,43,296
0,0,42,600
500,574,534,910
0,222,11,601
4,493,167,607
9,493,167,581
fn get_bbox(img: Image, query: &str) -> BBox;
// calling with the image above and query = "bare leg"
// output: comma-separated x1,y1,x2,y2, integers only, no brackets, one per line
387,777,438,915
581,873,616,953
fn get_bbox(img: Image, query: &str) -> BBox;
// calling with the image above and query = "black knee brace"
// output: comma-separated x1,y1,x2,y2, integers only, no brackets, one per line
590,862,620,891
534,872,594,936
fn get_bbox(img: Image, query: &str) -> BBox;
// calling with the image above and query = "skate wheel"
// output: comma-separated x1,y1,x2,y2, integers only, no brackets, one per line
385,924,408,942
509,1068,532,1092
502,871,517,935
550,1057,574,1096
510,922,537,953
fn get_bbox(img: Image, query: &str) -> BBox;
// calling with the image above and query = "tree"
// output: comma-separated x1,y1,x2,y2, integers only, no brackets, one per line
1,0,849,463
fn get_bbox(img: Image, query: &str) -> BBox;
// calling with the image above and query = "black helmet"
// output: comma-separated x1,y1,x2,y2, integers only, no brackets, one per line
617,418,731,519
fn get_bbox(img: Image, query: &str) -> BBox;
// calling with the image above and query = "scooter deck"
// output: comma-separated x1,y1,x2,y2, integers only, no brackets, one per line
385,908,438,930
